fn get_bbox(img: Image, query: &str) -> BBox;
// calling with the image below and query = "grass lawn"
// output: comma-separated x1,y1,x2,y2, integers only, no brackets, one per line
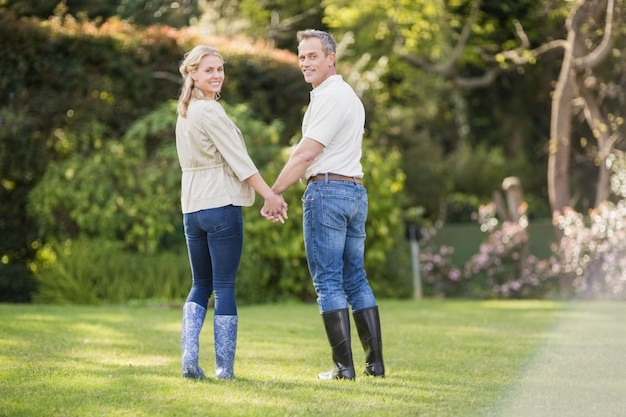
1,299,624,416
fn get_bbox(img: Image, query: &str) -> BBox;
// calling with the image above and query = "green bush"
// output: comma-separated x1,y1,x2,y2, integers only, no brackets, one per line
27,100,284,254
1,12,307,302
32,239,190,304
30,140,409,305
29,96,409,304
28,101,181,254
448,142,508,198
0,264,37,303
237,142,409,304
444,192,484,223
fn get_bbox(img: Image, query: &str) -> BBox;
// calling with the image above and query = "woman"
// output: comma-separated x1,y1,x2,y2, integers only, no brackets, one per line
176,45,287,379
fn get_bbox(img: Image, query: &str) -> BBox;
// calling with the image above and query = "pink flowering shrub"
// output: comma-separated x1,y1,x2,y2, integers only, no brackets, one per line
418,205,550,298
549,154,626,298
418,152,626,299
464,203,552,298
418,234,464,297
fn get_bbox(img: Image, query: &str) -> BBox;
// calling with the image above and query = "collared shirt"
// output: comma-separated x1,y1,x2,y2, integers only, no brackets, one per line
176,99,257,213
301,75,365,182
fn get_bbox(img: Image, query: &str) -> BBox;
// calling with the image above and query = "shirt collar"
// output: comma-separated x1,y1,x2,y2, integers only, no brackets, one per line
310,75,343,98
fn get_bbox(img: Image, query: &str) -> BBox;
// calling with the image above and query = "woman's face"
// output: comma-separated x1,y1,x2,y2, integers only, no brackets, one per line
191,54,224,98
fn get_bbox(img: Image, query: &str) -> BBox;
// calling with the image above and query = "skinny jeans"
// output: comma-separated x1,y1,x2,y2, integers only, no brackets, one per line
183,205,242,315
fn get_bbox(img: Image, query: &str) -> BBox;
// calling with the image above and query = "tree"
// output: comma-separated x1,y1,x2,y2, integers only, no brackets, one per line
320,0,563,219
548,0,621,213
238,0,325,50
1,0,203,27
392,0,623,214
321,0,625,218
194,0,325,51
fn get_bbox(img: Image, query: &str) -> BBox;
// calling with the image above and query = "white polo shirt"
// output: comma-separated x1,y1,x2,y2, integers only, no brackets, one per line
301,75,365,182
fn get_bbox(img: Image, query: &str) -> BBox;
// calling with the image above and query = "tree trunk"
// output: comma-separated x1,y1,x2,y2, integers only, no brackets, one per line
548,1,589,214
548,0,617,214
576,72,615,205
548,45,575,215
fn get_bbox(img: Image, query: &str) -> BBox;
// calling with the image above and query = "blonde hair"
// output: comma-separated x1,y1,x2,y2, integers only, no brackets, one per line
177,45,224,118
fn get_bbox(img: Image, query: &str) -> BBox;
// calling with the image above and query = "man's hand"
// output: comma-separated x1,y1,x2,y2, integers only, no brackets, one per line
261,193,288,224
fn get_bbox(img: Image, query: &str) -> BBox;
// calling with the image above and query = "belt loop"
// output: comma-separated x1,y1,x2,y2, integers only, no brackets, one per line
324,172,329,184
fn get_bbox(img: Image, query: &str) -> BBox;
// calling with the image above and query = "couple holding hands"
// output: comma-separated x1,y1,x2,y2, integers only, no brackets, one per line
176,30,384,381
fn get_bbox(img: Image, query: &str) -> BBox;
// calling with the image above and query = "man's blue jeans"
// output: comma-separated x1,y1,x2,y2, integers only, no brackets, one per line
302,180,377,313
183,205,242,315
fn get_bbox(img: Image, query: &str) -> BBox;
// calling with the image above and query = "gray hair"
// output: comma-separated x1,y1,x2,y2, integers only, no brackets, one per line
297,29,336,57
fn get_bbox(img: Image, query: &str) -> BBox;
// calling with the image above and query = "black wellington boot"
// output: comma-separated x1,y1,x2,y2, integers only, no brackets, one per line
318,308,356,380
353,306,385,377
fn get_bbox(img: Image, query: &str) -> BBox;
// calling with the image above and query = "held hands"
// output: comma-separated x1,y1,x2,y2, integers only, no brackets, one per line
260,193,288,224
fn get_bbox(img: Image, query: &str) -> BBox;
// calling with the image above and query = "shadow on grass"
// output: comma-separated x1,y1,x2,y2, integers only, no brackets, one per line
4,300,602,417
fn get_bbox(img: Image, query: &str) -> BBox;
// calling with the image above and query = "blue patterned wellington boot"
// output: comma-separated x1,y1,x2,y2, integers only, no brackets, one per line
181,302,207,379
214,315,238,379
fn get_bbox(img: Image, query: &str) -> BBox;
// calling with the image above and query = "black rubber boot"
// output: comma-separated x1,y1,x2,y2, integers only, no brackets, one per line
318,308,356,380
353,306,385,377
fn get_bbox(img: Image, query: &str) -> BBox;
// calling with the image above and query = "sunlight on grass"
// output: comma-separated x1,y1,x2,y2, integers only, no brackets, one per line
491,302,626,417
2,300,622,416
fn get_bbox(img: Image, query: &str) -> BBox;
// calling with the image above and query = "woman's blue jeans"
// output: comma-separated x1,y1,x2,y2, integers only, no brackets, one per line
302,180,377,313
183,205,242,315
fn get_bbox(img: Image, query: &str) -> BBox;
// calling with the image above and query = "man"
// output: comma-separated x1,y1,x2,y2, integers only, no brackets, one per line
262,29,385,380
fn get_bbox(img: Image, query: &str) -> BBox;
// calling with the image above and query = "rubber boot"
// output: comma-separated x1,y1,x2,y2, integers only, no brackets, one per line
214,315,238,379
318,308,356,380
181,302,207,379
353,306,385,377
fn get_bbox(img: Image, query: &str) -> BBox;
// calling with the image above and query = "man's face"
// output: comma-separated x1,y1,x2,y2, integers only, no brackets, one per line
297,37,335,89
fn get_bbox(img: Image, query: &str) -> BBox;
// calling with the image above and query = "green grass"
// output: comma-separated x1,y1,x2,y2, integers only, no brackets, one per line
0,299,622,416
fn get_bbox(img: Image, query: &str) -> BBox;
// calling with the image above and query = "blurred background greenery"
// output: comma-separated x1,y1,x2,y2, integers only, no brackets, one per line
1,0,624,303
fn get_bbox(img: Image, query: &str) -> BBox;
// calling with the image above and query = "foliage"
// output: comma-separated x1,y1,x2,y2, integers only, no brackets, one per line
317,0,560,223
31,239,190,304
234,0,326,51
443,192,484,223
448,142,508,198
27,100,278,254
463,203,553,299
0,105,43,301
548,152,626,299
418,240,465,297
1,11,309,301
419,203,553,299
1,0,203,27
444,142,549,221
7,1,626,303
221,48,309,143
0,264,37,302
0,12,185,299
217,140,408,304
420,152,626,300
394,123,453,218
28,101,178,254
28,93,408,304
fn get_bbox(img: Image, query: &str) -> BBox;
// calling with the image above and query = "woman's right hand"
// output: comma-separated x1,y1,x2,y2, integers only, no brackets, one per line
261,194,288,224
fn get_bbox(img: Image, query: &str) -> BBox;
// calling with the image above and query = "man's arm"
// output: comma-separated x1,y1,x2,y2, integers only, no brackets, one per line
271,138,325,194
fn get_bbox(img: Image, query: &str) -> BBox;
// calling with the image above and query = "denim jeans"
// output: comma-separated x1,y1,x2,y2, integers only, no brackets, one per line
183,205,242,315
302,180,377,313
